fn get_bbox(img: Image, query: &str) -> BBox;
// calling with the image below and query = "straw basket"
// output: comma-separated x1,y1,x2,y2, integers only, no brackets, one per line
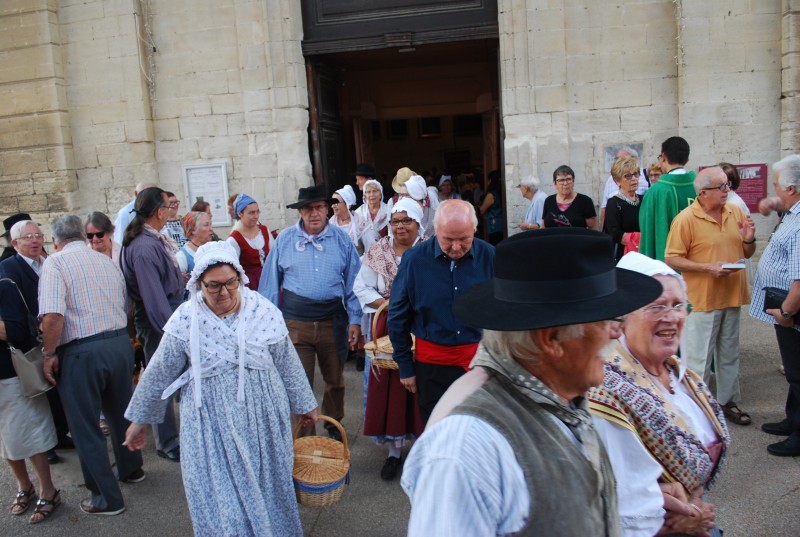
363,301,415,370
292,415,350,507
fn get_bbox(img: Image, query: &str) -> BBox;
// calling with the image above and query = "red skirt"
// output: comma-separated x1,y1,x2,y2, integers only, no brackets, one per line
362,310,424,439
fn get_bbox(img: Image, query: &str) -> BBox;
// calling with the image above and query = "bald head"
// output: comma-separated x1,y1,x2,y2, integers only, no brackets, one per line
434,199,478,261
694,166,725,193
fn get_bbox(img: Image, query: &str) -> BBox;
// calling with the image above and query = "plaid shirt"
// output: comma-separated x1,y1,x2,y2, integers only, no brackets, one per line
750,200,800,330
38,240,128,346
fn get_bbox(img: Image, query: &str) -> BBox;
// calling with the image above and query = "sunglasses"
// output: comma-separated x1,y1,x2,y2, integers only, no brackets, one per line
86,232,106,240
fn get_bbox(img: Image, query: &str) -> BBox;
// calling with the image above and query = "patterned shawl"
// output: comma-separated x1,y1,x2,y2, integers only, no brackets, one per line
588,341,730,492
363,235,424,298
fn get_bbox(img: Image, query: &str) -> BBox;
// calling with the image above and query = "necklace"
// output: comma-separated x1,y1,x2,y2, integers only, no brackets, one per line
617,192,640,207
217,295,240,317
190,241,202,249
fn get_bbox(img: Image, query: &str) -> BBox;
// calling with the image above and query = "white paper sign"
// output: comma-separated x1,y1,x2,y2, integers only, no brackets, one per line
182,161,230,227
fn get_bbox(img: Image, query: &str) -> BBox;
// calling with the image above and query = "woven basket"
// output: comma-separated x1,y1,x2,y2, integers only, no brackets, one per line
363,301,414,370
292,415,350,507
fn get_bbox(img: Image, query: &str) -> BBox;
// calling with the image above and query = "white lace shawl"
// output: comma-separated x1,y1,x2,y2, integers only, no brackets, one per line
161,286,288,408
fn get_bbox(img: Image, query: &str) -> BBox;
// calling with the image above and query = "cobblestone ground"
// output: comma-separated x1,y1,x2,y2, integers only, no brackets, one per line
1,309,798,537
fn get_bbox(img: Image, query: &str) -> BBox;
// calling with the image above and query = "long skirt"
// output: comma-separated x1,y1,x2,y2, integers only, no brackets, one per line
362,311,424,444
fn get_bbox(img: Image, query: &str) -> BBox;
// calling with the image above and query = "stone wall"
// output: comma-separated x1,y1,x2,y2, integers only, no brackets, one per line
500,0,784,237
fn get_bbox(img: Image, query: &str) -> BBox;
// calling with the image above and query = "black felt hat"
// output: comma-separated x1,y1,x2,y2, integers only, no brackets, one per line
286,184,336,210
453,228,663,331
351,163,379,178
2,213,32,238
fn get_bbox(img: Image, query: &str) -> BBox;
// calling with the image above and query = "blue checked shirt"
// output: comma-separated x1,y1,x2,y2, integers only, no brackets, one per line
258,221,363,325
750,200,800,330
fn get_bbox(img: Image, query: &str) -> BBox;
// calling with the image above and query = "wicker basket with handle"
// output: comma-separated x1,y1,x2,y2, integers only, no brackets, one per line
362,301,415,370
292,415,350,507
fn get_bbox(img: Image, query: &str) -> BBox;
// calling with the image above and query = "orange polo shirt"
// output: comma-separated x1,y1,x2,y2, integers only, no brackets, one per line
665,200,751,312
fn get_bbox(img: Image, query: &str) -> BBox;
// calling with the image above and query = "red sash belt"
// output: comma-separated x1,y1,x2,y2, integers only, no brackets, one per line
415,338,479,371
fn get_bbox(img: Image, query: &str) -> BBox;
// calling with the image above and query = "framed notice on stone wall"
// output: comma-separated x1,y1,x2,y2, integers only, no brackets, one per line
182,161,231,227
700,163,767,213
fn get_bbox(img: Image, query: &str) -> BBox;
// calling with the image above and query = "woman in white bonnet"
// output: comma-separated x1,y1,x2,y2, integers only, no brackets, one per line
124,241,318,537
354,179,389,252
330,184,369,255
588,252,729,537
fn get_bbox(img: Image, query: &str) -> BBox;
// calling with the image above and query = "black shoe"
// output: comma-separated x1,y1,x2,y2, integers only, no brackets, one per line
767,434,800,457
157,446,181,462
356,356,365,372
56,436,75,450
762,421,792,436
381,456,402,481
327,427,343,442
120,468,146,483
46,449,60,464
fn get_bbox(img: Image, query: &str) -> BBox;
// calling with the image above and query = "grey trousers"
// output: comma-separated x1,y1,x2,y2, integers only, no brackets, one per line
58,330,143,511
135,320,180,453
684,307,742,406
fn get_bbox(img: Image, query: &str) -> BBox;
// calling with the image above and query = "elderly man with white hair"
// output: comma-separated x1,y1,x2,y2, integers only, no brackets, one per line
388,199,494,424
402,228,662,535
40,215,144,516
750,154,800,457
517,175,547,231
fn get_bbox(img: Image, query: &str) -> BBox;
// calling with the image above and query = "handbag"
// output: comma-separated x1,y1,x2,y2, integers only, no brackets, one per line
762,287,799,323
363,301,415,370
0,278,53,397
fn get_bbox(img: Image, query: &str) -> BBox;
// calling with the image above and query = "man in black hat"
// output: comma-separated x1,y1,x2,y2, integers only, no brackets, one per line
258,184,362,440
401,228,663,536
352,163,379,192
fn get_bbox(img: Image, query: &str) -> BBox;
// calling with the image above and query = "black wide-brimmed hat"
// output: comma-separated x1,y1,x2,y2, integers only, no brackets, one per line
453,228,663,331
351,163,379,178
286,184,336,209
2,213,32,238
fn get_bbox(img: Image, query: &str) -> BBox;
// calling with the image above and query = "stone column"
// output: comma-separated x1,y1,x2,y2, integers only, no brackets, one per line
0,1,78,221
782,0,800,154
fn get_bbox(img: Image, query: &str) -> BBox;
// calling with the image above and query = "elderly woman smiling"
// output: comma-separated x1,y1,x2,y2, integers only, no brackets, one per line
85,211,120,263
589,252,729,537
124,242,318,536
176,211,214,275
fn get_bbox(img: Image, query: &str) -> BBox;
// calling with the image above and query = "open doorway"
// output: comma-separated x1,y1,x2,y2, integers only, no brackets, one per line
306,38,503,241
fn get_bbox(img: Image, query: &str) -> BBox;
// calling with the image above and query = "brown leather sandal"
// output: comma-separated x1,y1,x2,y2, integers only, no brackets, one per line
10,485,35,515
29,490,60,524
723,402,752,426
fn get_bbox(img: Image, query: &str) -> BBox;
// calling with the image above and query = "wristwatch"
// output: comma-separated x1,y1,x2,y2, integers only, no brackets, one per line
42,349,57,357
781,309,795,320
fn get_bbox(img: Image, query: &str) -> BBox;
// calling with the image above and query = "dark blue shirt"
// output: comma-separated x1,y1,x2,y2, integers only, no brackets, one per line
388,237,494,378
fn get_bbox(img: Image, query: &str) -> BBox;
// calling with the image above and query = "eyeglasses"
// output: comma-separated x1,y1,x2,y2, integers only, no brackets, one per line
702,181,732,192
622,172,639,181
555,177,574,184
201,277,240,293
86,232,106,240
330,200,340,206
300,204,328,214
642,303,688,320
18,233,45,241
169,201,180,208
390,217,414,227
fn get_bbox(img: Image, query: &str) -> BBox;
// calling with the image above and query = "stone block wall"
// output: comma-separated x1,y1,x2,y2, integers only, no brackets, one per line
500,0,784,237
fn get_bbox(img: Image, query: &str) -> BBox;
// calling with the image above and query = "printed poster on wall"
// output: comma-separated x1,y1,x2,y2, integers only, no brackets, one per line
182,161,231,227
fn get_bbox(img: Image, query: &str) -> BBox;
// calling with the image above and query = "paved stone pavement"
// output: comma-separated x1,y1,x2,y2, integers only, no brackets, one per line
1,310,798,537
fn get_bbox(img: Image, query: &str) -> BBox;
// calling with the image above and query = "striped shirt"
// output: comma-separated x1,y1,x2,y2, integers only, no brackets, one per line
750,200,800,330
38,241,128,346
259,221,363,325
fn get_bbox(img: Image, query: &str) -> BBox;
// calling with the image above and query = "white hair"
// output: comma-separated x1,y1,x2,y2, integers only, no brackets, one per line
481,324,585,363
518,176,540,190
10,220,39,241
618,146,639,159
774,154,800,189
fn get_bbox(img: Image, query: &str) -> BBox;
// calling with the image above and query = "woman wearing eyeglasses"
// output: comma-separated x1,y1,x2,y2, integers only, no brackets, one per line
542,165,598,229
353,198,426,481
604,157,644,262
124,241,318,537
589,253,729,537
161,192,187,249
85,212,121,265
330,185,369,256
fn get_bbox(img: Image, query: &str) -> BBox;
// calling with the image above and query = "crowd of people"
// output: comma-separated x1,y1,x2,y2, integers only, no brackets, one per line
0,145,797,536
